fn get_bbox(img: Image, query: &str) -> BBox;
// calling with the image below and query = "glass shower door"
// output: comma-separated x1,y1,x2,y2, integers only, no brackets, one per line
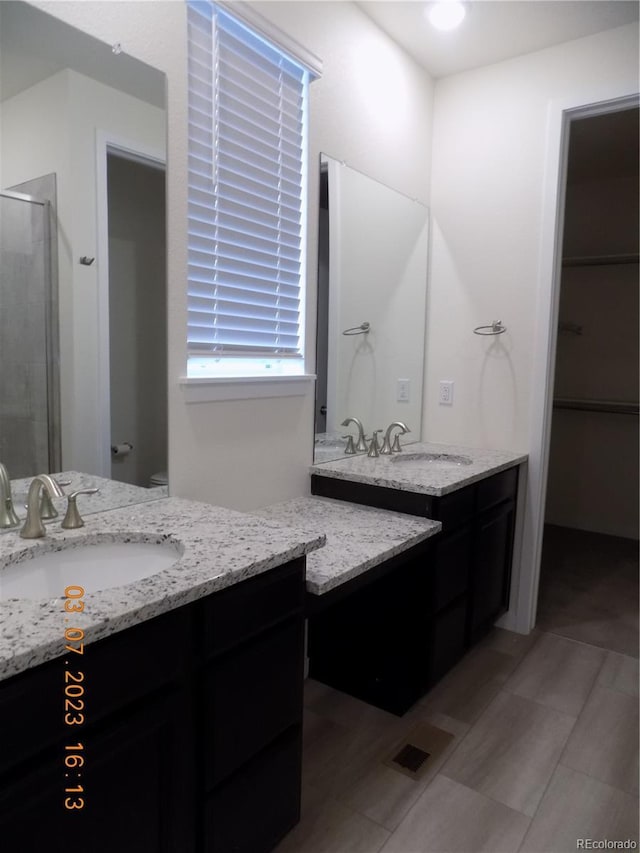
0,190,57,477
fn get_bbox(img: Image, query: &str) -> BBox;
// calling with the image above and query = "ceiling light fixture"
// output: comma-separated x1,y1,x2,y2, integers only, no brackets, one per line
426,1,467,32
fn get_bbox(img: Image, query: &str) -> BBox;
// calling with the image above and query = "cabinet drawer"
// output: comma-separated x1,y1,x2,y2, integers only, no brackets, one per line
202,558,305,656
87,606,192,718
0,655,62,776
477,467,518,512
204,726,302,853
430,485,475,530
0,606,190,776
204,618,304,788
0,689,195,851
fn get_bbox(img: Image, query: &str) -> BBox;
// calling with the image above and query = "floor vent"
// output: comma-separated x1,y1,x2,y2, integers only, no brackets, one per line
384,722,455,781
391,743,431,773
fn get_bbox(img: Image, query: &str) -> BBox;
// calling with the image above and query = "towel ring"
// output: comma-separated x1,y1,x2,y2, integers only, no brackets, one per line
473,320,506,336
342,322,371,336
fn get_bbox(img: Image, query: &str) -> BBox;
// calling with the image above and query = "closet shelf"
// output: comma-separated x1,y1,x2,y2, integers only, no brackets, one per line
553,398,639,416
562,253,639,267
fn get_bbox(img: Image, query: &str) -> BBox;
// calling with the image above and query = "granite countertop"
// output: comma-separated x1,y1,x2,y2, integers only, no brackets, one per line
5,470,166,531
0,497,325,682
311,441,527,496
253,496,441,595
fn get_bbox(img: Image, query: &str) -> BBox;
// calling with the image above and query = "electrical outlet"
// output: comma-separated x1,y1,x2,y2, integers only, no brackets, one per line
397,379,410,402
439,380,454,405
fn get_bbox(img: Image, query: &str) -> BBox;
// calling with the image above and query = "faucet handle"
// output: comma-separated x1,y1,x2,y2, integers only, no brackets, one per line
342,434,356,455
61,488,99,530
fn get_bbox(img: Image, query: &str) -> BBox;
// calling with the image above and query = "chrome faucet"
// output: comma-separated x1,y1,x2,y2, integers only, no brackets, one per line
0,463,20,529
340,417,368,453
380,421,411,455
20,475,65,539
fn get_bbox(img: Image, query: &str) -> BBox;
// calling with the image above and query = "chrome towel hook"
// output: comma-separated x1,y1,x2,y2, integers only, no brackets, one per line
342,322,370,336
473,320,506,336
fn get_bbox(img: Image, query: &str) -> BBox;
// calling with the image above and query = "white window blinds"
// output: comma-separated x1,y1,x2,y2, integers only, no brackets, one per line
187,1,311,376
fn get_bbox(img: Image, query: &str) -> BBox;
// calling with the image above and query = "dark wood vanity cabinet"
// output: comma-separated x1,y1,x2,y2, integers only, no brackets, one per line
0,558,306,853
309,467,519,714
308,542,434,715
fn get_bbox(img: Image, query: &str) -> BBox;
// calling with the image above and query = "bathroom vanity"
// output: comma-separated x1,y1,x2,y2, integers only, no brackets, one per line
307,443,526,714
0,495,323,852
0,448,525,847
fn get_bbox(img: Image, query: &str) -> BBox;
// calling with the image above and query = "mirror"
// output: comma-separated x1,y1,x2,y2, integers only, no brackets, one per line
0,1,168,499
314,154,429,463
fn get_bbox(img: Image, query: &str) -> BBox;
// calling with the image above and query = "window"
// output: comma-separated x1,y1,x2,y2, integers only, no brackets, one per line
186,1,315,379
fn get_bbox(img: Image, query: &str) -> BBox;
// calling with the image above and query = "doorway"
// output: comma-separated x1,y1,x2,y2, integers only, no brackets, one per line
535,107,639,656
106,151,167,488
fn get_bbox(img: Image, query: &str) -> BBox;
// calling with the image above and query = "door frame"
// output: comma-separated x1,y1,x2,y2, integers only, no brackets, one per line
510,90,639,635
95,131,166,477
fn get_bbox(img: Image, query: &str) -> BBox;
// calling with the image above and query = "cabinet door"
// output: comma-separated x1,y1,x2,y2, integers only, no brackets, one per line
204,726,301,853
470,501,515,641
0,690,194,853
429,597,468,685
204,618,304,789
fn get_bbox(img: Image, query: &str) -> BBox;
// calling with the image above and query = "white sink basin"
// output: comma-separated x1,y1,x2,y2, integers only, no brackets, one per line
389,452,473,466
0,536,183,600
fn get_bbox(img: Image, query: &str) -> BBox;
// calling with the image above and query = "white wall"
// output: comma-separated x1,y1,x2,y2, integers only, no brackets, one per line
424,23,639,453
1,64,165,474
30,1,434,510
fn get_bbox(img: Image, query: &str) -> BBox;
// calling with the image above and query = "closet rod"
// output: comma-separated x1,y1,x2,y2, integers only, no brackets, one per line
562,253,639,267
553,398,639,416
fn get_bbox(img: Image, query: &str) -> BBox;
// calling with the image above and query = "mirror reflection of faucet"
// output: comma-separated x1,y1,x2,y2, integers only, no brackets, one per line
342,434,357,455
0,462,20,529
380,422,411,455
340,417,368,453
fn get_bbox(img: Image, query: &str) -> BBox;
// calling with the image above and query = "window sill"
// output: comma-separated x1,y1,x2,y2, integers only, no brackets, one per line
179,374,316,403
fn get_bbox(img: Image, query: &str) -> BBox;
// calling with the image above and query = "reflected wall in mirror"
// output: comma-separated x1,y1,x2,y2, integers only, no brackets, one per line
314,154,429,463
0,1,168,494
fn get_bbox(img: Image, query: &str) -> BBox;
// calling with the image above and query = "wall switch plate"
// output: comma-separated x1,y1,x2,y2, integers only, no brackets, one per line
439,380,454,405
397,379,410,402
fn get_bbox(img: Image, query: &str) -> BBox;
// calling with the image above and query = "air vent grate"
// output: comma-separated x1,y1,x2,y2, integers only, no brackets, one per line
384,722,455,780
391,743,431,773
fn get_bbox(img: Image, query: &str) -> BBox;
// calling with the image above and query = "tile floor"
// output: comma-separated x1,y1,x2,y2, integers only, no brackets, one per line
536,525,638,658
277,527,639,852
